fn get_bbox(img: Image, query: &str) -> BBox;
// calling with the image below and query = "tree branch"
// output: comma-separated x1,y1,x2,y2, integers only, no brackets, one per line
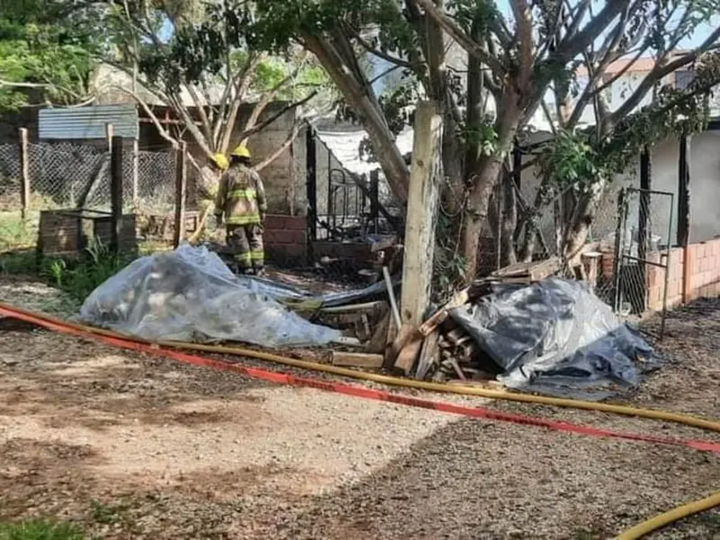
609,26,720,124
554,1,630,62
351,28,413,69
412,0,506,76
254,120,302,172
236,90,318,143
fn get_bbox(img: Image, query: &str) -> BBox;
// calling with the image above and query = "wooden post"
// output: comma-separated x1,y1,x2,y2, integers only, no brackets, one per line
106,124,114,154
400,102,442,326
638,147,651,311
18,128,30,220
305,126,317,249
612,188,627,312
173,142,187,248
110,136,124,255
392,102,442,375
370,169,380,233
132,137,139,205
677,135,690,248
677,135,691,303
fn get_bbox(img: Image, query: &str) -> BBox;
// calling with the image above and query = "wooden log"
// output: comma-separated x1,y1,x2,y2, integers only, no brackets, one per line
446,328,467,345
331,351,384,369
448,358,466,380
415,330,440,380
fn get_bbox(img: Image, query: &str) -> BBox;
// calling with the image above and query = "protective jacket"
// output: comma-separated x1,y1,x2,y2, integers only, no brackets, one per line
214,163,267,225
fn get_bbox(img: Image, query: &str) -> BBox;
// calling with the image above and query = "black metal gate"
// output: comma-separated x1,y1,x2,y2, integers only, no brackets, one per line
612,187,674,338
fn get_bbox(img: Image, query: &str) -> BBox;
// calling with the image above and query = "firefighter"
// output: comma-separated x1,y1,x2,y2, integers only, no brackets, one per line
214,145,267,275
191,153,229,243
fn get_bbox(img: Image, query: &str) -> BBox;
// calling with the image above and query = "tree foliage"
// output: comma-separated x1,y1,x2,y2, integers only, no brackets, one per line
0,0,101,110
247,0,720,277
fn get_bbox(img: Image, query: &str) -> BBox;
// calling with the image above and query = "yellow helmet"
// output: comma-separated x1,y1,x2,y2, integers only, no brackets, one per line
231,145,251,159
210,153,229,171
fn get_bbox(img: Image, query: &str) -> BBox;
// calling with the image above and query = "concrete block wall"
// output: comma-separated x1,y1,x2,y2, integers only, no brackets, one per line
263,214,307,266
645,240,720,311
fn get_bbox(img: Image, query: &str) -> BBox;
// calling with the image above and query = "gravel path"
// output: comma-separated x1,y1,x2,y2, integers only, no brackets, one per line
0,279,719,539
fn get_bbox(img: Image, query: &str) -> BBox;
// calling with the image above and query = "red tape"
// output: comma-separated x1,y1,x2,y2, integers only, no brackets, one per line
2,304,720,454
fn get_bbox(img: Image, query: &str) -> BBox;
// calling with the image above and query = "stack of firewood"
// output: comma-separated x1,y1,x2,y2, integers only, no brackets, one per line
318,257,563,384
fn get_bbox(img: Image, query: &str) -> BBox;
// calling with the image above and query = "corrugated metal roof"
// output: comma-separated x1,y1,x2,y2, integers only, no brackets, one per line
39,105,139,140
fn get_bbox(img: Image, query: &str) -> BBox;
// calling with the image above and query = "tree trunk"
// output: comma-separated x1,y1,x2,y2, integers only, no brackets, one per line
303,34,410,203
500,170,518,266
462,91,522,278
462,157,504,278
563,178,606,263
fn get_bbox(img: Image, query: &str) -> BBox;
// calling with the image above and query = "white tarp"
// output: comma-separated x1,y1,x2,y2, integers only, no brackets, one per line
315,127,414,176
78,246,342,348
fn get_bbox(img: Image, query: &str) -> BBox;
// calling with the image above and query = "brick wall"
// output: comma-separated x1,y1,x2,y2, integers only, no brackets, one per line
263,214,307,266
599,239,720,313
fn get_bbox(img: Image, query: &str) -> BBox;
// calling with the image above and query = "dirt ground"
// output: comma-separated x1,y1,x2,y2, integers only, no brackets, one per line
0,279,719,539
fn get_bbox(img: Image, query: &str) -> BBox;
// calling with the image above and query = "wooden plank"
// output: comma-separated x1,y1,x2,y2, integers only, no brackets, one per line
492,256,561,281
400,101,442,327
387,323,415,370
320,301,386,314
418,288,469,337
173,142,187,248
394,331,423,375
415,330,440,380
331,351,384,368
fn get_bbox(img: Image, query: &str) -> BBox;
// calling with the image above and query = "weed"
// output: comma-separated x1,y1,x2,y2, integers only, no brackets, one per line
42,239,136,303
0,519,85,540
0,250,37,275
89,500,129,525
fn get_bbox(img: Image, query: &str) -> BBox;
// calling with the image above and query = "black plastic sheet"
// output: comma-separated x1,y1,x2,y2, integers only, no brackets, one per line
449,279,659,400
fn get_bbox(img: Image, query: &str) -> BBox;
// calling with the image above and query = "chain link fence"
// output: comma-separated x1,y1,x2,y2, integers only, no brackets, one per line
0,140,177,252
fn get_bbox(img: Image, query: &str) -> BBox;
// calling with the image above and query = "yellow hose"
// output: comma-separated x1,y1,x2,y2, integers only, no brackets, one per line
3,302,716,540
4,302,718,434
616,491,720,539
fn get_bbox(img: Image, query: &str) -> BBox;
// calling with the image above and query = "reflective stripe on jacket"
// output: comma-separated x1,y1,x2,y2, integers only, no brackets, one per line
214,164,267,224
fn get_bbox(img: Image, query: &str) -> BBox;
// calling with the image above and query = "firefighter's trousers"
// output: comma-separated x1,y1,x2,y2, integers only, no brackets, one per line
226,223,264,272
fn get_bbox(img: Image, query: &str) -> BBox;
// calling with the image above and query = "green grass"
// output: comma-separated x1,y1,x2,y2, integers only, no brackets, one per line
0,212,38,251
0,520,85,540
